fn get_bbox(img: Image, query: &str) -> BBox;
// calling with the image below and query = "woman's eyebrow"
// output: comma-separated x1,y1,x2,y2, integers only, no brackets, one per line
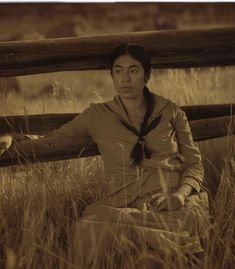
113,64,141,69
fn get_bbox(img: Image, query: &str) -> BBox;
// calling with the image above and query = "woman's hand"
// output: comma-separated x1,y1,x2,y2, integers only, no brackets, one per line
0,135,13,156
149,192,186,211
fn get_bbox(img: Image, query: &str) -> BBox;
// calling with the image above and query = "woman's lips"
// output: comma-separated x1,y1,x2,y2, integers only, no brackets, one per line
121,86,133,89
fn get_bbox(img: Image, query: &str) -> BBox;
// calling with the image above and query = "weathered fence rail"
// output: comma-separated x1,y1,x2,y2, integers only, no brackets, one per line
0,114,234,167
0,27,235,167
0,27,235,77
0,110,234,167
0,104,234,135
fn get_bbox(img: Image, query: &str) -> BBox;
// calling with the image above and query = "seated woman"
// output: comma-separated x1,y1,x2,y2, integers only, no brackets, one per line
0,43,209,269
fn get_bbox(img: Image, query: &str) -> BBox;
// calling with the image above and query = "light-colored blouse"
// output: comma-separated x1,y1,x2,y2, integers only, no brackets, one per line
17,93,204,207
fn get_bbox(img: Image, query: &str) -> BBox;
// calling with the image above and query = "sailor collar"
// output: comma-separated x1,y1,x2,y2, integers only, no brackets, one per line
103,92,171,125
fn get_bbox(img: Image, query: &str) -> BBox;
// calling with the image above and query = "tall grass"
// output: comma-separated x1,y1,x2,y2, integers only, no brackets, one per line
0,157,106,269
0,135,235,268
203,135,235,269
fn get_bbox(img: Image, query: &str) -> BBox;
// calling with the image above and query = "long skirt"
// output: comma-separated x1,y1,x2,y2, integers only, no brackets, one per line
74,189,209,269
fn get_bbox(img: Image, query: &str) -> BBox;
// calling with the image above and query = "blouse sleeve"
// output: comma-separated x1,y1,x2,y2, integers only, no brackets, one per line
46,106,93,143
12,105,95,156
172,104,204,193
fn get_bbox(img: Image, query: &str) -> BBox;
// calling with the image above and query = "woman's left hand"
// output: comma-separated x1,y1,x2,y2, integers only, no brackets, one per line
150,192,186,211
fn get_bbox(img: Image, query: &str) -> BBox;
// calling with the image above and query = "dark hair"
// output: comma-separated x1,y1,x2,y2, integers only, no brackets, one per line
110,43,155,166
110,43,152,76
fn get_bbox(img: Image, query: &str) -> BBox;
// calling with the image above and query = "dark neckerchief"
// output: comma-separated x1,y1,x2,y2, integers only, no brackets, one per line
120,113,162,165
104,87,169,166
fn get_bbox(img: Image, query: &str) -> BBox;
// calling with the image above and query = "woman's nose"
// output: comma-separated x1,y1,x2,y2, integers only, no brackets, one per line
122,71,131,82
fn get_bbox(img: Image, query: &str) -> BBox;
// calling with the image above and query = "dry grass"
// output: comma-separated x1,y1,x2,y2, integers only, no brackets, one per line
0,136,235,268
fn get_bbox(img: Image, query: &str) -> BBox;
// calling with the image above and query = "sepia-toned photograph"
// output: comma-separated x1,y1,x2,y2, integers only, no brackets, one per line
0,2,235,268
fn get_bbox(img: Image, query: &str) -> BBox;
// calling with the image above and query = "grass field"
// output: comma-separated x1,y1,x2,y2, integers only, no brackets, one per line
0,4,235,268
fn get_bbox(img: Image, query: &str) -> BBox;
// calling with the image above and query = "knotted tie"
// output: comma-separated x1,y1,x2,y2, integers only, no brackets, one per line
120,114,162,166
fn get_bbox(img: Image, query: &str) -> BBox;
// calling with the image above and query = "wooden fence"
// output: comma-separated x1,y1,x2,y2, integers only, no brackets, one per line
0,27,235,167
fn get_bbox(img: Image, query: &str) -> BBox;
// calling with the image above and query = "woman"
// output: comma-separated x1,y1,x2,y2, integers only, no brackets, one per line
0,43,209,268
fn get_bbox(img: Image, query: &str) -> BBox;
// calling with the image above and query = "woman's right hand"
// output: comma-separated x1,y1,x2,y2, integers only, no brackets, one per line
0,134,13,156
149,192,185,211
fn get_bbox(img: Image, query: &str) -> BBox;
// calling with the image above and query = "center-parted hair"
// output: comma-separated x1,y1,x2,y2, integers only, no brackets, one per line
110,43,157,166
110,43,152,76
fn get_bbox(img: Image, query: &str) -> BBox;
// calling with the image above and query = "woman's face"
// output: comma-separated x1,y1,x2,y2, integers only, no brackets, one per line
111,54,147,100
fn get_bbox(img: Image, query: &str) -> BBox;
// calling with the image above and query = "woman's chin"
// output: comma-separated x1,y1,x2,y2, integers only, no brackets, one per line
119,92,140,100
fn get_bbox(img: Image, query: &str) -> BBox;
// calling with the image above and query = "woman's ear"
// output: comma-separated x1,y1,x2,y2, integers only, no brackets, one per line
144,71,151,84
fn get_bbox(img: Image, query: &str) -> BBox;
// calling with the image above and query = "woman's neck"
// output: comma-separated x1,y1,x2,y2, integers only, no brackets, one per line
120,95,147,119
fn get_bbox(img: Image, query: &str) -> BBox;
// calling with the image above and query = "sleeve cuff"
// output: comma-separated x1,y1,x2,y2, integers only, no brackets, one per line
181,177,202,193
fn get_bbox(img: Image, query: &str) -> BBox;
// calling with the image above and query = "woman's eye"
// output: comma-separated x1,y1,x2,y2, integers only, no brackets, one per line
114,69,122,74
130,69,139,74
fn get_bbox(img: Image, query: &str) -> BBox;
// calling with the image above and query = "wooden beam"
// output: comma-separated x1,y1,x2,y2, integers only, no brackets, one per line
0,143,99,168
0,104,234,135
0,27,235,77
190,115,235,141
0,115,234,167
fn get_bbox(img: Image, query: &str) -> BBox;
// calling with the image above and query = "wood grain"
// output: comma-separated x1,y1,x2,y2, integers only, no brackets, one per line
0,27,235,77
